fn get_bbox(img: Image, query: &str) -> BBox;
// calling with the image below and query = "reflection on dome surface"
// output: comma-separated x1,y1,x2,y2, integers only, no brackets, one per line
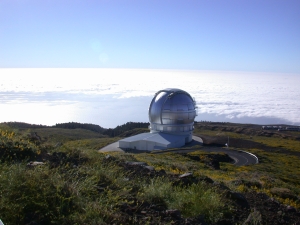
149,88,197,138
118,88,198,151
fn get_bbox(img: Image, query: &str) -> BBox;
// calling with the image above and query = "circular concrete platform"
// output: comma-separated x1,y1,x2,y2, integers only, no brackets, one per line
98,135,258,166
98,135,203,153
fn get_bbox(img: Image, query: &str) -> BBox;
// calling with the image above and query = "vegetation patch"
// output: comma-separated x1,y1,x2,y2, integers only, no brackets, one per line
0,122,300,224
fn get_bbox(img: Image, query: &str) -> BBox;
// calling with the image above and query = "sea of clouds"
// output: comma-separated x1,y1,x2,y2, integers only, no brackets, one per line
0,68,299,128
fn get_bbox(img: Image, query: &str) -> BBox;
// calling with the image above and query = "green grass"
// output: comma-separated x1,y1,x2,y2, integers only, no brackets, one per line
194,126,300,152
1,124,300,224
28,127,106,144
251,136,300,152
61,137,121,151
136,151,211,174
0,163,77,224
0,149,132,224
0,127,228,224
0,129,39,161
118,147,300,209
138,177,225,222
0,149,226,224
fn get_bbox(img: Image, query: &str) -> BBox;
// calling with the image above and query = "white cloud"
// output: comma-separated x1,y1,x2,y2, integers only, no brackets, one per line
1,68,299,126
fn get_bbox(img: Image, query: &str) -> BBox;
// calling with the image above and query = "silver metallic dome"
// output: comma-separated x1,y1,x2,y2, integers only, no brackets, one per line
148,88,197,136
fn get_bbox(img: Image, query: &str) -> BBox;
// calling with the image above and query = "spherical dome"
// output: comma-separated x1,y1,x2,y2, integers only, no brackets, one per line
148,88,197,135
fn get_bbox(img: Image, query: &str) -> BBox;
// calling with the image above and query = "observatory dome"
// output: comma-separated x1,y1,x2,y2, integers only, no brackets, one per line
148,88,197,138
118,88,199,151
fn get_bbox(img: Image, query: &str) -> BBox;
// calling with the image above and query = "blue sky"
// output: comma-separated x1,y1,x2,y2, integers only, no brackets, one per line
1,0,299,73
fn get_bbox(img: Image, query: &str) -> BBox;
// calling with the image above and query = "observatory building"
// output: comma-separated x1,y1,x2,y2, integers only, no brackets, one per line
118,88,197,151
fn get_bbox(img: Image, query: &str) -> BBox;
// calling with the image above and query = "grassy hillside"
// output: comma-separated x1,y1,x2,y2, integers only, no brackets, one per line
0,122,299,224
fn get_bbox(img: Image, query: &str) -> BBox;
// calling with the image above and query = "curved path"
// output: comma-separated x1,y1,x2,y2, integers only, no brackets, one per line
99,136,258,166
156,147,258,166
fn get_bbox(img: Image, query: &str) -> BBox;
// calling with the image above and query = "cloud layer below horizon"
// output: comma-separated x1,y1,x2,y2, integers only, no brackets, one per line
0,68,299,128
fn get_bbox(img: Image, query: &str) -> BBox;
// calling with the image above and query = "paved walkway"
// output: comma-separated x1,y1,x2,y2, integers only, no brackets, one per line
99,141,123,153
98,135,203,153
156,147,258,166
98,135,258,166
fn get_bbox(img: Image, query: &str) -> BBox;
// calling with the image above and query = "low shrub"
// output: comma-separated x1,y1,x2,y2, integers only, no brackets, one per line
138,177,225,223
0,129,38,162
171,182,225,222
0,164,77,224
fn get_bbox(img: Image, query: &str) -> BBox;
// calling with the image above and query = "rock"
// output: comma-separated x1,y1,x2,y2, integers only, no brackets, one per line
226,191,249,208
103,154,118,162
269,198,280,204
165,209,181,218
209,159,220,170
198,175,214,184
286,205,296,212
256,192,269,200
27,161,45,167
54,142,62,148
174,172,205,187
270,187,297,200
228,191,247,201
232,179,243,186
52,152,67,159
158,169,167,176
125,161,148,166
144,166,155,171
28,132,42,142
102,154,119,163
233,179,263,189
179,172,193,178
243,209,262,225
119,203,133,215
213,182,230,191
188,155,200,161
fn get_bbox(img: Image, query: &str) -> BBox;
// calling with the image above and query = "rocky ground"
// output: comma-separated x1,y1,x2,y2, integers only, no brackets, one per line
22,150,300,225
99,154,300,225
24,122,300,224
199,134,300,156
27,135,300,224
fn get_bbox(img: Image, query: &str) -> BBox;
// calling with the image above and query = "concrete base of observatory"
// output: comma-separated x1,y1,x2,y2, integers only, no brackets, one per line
99,135,203,153
103,88,199,152
118,132,190,151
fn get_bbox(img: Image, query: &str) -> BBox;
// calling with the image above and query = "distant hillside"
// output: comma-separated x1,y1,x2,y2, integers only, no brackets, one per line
103,122,149,137
1,122,48,129
2,121,150,138
54,122,105,133
117,127,149,137
53,122,149,137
